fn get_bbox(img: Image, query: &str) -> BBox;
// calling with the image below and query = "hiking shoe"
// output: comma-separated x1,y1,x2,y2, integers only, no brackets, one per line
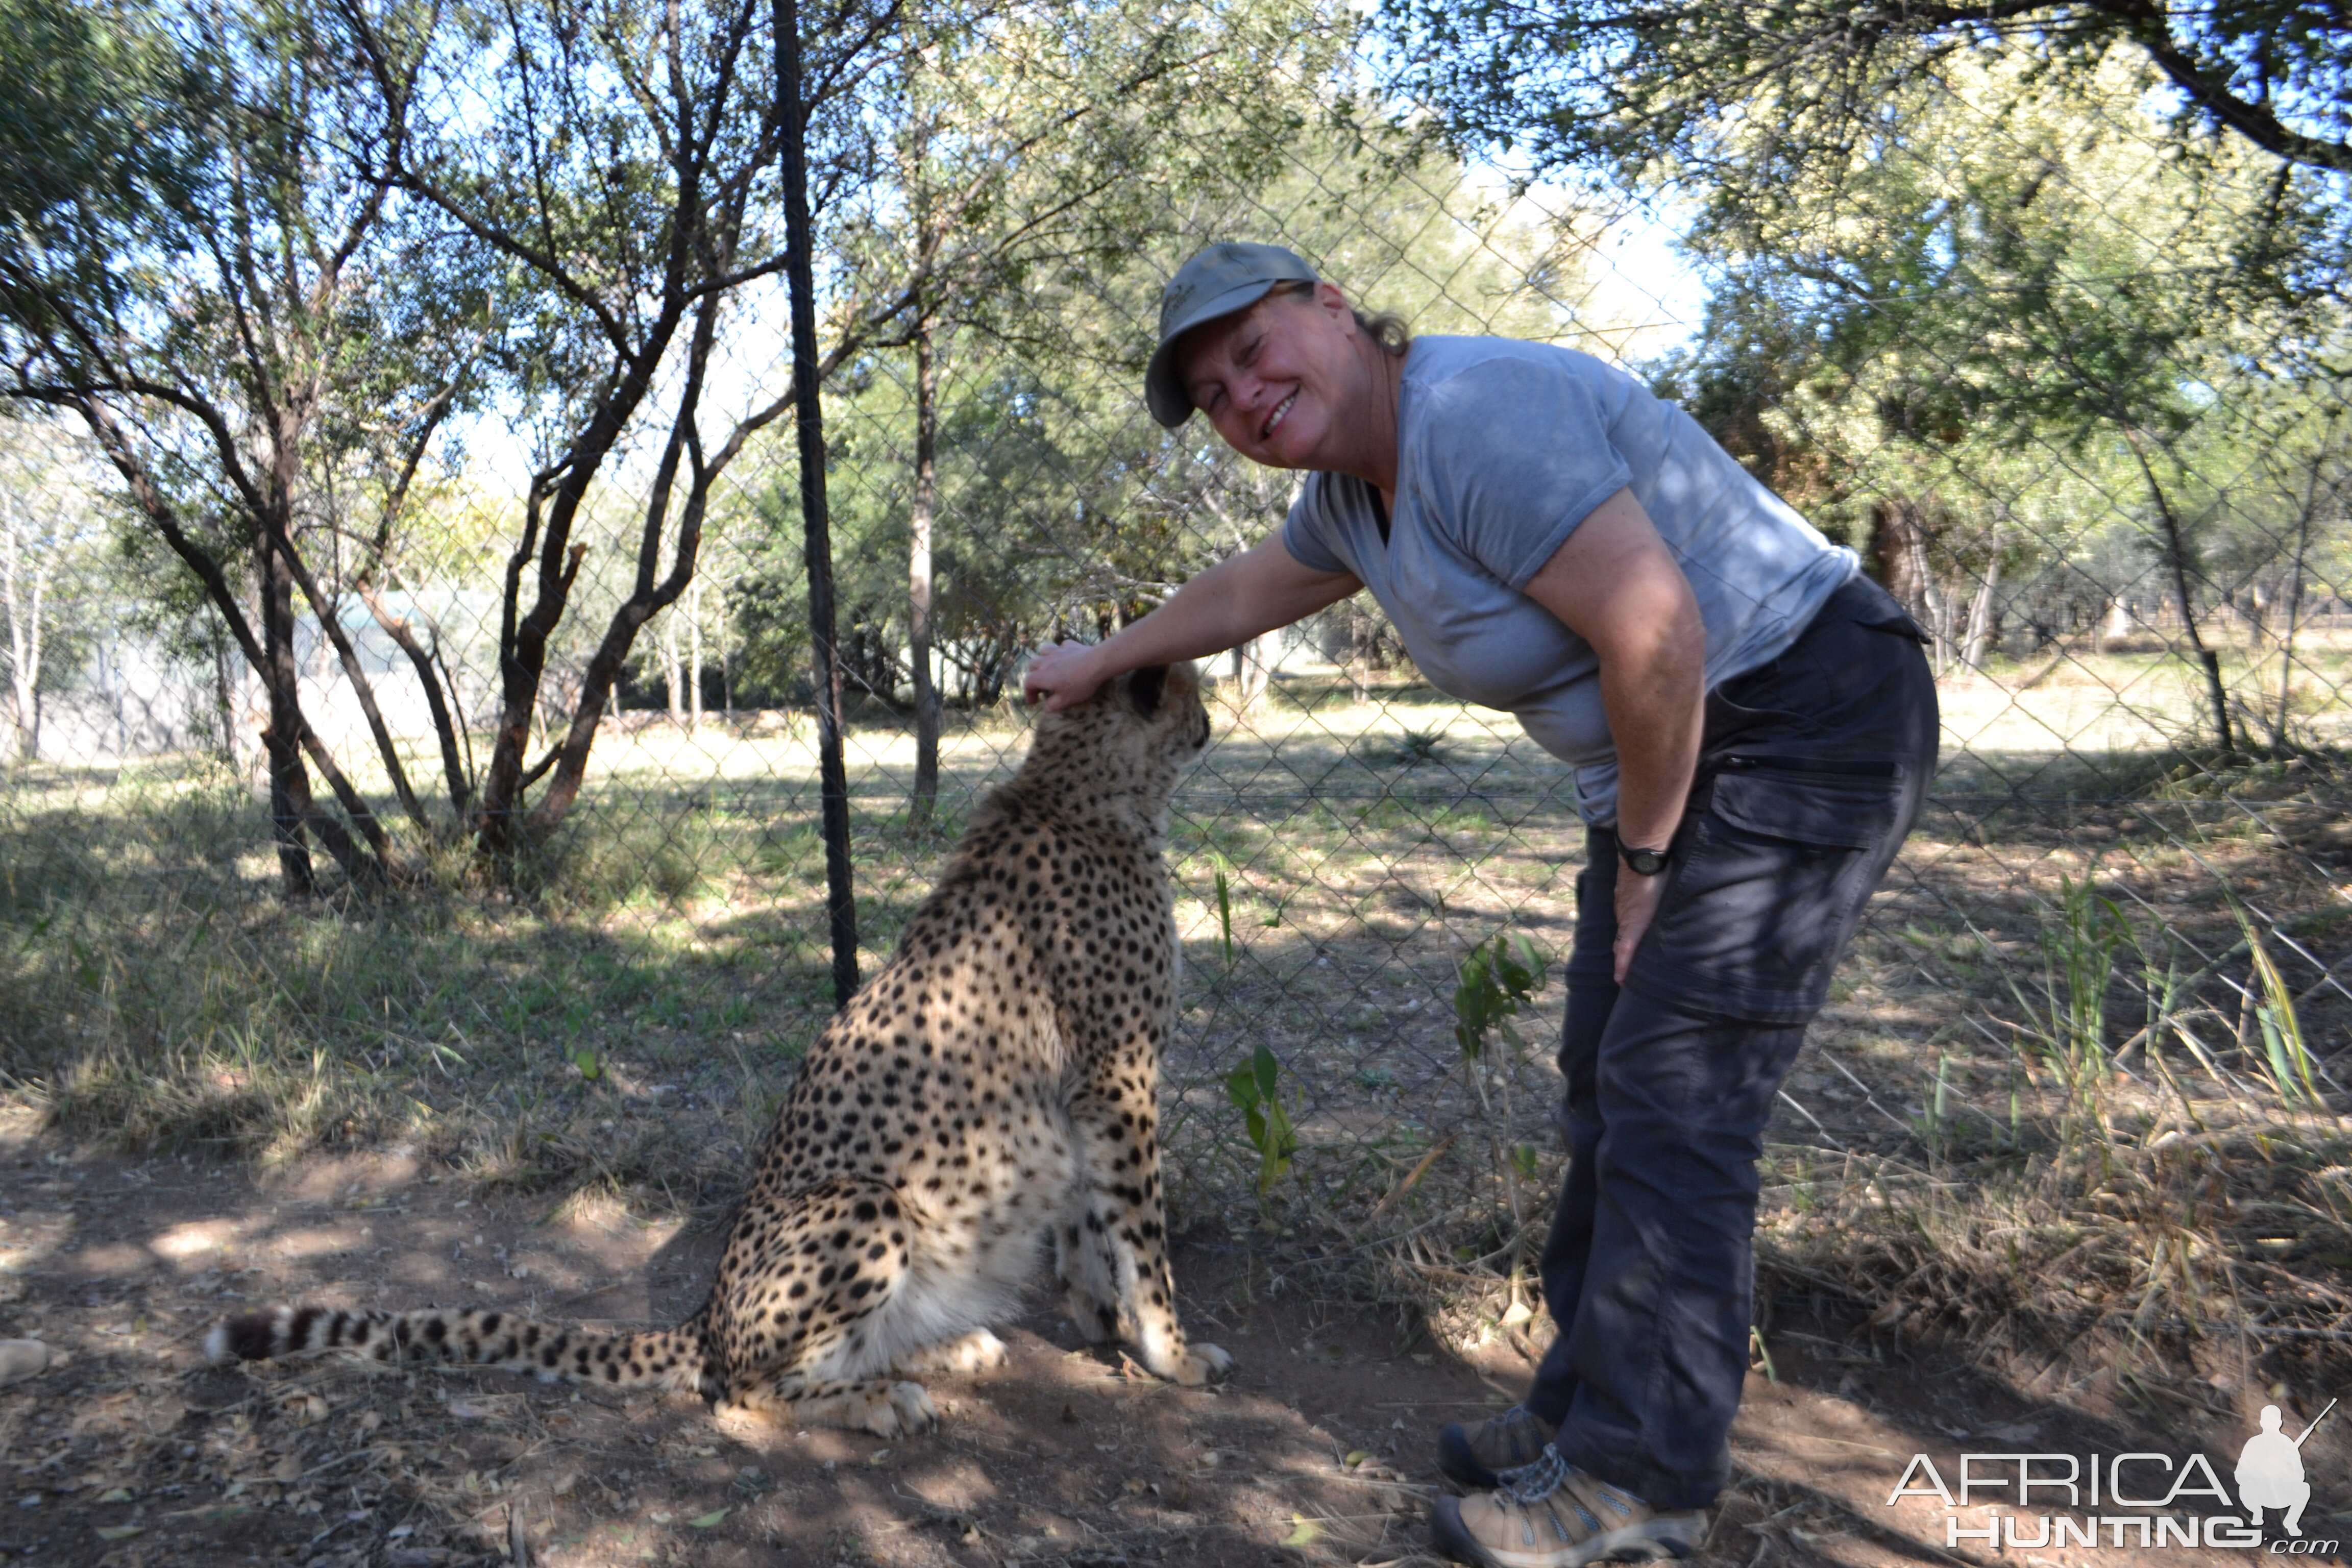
1437,1403,1557,1492
1431,1446,1707,1567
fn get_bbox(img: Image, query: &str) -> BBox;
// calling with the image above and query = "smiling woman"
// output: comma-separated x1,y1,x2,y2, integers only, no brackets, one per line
1021,241,1941,1568
1162,272,1410,473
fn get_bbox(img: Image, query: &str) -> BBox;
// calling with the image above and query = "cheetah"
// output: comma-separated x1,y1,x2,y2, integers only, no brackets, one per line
208,663,1230,1437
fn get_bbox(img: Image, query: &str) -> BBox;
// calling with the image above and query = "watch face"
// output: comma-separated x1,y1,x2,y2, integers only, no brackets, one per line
1622,846,1669,875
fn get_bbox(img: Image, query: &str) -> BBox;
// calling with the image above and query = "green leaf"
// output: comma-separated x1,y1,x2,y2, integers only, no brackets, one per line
689,1509,729,1529
1280,1515,1325,1547
1214,867,1235,965
95,1526,144,1542
2260,1006,2305,1105
1229,1047,1296,1193
1255,1095,1298,1193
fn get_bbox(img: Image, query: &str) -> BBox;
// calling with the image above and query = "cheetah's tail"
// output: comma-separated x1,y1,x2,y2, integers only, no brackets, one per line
204,1304,716,1395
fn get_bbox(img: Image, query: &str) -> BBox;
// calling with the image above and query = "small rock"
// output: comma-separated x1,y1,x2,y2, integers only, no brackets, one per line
0,1340,50,1387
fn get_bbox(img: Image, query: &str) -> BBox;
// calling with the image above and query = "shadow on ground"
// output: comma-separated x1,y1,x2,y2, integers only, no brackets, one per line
0,1110,2334,1567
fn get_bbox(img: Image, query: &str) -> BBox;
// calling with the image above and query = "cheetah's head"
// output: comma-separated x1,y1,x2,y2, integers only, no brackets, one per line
1021,662,1211,824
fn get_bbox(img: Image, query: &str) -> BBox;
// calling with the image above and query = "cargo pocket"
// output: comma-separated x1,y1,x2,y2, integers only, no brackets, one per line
1627,760,1906,1023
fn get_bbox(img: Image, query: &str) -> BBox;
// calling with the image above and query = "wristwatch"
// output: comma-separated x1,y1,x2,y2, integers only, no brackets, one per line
1619,843,1672,876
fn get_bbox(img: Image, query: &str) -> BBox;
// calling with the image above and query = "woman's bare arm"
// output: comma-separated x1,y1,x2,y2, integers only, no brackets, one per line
1519,487,1707,981
1023,536,1359,710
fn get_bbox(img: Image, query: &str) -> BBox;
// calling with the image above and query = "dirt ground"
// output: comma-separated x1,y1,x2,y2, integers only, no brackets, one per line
0,1106,2339,1568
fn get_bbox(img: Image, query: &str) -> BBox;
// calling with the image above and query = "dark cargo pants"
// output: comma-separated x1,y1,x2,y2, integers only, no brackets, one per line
1522,575,1939,1510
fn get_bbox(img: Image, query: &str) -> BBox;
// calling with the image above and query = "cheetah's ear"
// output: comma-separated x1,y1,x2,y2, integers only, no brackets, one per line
1126,665,1168,719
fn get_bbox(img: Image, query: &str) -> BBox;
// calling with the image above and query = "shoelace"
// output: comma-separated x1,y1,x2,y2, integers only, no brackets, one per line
1494,1405,1541,1462
1497,1443,1570,1505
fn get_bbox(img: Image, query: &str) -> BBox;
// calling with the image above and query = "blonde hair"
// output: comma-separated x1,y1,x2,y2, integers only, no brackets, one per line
1266,279,1411,357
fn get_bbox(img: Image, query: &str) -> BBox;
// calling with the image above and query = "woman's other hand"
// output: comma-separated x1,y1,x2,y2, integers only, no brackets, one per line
1022,642,1109,711
1612,868,1668,985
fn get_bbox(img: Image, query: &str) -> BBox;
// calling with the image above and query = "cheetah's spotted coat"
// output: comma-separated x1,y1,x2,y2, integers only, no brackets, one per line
208,664,1229,1435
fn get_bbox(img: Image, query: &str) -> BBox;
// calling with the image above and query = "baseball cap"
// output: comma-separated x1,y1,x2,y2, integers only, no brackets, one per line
1144,242,1320,428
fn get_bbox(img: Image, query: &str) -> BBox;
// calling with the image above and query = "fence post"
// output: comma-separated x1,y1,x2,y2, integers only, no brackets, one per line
777,0,859,1007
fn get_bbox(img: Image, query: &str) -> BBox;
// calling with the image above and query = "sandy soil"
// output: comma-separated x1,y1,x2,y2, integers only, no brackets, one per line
0,1109,2335,1568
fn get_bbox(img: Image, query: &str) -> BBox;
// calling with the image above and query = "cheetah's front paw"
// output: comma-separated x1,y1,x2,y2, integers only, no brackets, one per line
1164,1341,1234,1386
860,1379,939,1437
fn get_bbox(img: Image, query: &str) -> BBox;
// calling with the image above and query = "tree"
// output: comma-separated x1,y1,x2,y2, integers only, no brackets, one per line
1641,49,2343,752
828,0,1338,820
336,0,926,859
1383,0,2352,186
0,0,482,893
0,420,108,760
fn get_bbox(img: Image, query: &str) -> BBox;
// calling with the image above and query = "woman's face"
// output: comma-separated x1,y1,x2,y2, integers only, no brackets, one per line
1177,283,1375,471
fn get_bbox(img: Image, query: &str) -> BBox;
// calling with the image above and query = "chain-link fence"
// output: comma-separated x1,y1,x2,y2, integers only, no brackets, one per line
2,3,2348,1393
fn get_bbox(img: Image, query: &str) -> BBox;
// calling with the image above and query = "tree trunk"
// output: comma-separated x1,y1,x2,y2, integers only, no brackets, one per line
69,396,385,878
1962,550,2001,670
257,526,319,896
357,585,473,821
1230,630,1275,712
212,641,242,771
2273,433,2329,744
689,574,704,734
665,610,683,727
908,318,941,826
2123,431,2235,756
1871,496,1929,616
1350,608,1372,704
1,498,42,762
265,513,430,837
523,326,725,839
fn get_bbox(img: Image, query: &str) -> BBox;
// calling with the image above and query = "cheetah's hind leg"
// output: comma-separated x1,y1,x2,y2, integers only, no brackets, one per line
1054,1213,1137,1346
891,1328,1009,1376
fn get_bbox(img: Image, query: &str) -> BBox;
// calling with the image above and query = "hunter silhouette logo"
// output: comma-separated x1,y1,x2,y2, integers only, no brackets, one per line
2238,1399,2334,1536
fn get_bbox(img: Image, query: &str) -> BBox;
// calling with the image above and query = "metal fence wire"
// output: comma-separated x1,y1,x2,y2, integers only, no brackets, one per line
3,5,2350,1389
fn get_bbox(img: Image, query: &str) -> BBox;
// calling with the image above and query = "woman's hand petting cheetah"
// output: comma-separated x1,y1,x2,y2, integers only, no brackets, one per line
208,664,1231,1436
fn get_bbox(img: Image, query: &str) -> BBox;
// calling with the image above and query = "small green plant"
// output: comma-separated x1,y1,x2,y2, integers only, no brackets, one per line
1453,930,1548,1255
1914,1050,1952,1159
1454,931,1544,1061
2237,908,2320,1105
2002,872,2126,1150
1225,1044,1298,1195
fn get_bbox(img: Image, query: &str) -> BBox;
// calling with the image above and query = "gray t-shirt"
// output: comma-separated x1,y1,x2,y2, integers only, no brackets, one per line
1282,336,1858,826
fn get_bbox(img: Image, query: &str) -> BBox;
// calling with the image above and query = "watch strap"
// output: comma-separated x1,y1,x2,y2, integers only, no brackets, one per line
1619,843,1671,875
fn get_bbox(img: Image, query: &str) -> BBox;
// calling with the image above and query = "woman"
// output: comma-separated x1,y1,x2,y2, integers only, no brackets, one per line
1023,242,1938,1568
